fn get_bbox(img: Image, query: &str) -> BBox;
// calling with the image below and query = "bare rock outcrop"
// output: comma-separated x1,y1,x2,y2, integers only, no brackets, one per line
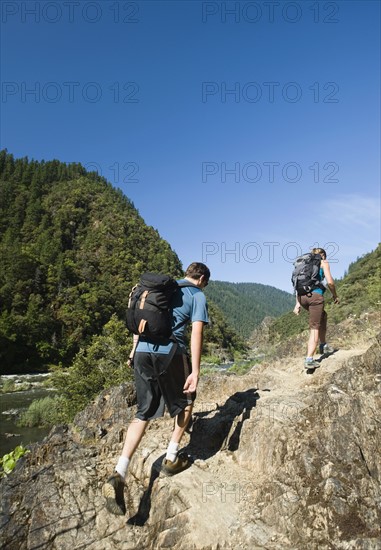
1,329,380,549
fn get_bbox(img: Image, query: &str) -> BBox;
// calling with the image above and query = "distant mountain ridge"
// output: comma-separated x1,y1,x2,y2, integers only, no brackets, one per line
204,280,294,340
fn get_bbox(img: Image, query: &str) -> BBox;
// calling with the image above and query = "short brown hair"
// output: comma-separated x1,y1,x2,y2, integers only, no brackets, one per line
185,262,210,281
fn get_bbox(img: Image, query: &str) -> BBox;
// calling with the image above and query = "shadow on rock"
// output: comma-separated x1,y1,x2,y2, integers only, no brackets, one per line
127,454,164,526
186,388,260,459
316,348,339,363
127,388,260,526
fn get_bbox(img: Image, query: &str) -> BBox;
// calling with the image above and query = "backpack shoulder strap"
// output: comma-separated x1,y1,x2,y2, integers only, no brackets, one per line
177,281,200,290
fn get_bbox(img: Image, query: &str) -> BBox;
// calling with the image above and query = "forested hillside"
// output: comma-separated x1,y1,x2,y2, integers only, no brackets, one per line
0,151,243,374
205,281,294,340
268,244,381,343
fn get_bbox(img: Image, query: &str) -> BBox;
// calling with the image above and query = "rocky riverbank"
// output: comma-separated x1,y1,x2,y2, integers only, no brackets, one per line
1,317,380,549
0,374,55,455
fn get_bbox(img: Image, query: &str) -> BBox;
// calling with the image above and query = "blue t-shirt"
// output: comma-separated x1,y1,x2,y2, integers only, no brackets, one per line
312,268,325,295
136,279,209,355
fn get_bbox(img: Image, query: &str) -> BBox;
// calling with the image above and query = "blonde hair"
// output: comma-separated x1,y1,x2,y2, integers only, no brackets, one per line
312,247,327,260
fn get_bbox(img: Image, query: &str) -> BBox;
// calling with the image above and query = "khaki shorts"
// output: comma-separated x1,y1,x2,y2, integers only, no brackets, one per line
299,293,327,330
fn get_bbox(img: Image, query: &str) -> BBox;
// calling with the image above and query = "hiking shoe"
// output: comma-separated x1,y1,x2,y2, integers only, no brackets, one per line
319,343,335,355
102,473,126,516
304,359,320,369
162,451,191,476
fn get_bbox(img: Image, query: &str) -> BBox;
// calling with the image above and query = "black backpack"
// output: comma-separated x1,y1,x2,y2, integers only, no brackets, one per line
126,272,198,342
291,253,324,296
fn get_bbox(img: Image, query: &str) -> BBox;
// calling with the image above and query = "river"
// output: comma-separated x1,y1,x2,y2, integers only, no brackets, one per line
0,360,260,457
0,374,54,456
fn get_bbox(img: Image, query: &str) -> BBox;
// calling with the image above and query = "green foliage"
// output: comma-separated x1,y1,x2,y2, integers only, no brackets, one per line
50,315,134,420
326,246,381,323
201,354,221,365
17,396,65,427
203,300,247,355
227,360,258,375
268,308,309,343
205,281,294,340
1,379,16,393
0,150,243,375
200,366,221,377
1,379,31,393
0,151,182,373
0,445,30,478
269,244,381,342
41,377,55,389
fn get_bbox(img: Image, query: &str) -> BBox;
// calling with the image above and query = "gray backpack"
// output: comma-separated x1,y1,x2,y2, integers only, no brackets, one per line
291,253,324,296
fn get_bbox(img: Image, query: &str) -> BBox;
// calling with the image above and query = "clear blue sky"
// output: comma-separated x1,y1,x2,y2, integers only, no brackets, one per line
1,0,380,291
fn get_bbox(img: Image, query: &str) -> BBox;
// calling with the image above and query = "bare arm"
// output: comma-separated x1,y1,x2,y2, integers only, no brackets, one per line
321,259,339,303
127,334,139,367
293,294,301,315
183,321,204,393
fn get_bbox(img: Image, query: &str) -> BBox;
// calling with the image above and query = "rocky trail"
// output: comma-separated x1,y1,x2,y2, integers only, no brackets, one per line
1,320,380,549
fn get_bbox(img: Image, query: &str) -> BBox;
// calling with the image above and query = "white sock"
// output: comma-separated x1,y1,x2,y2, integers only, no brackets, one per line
165,441,179,462
115,456,130,479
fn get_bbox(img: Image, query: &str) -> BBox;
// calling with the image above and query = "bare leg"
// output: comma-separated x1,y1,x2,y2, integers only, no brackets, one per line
307,328,319,357
170,404,193,445
103,418,149,515
121,418,149,459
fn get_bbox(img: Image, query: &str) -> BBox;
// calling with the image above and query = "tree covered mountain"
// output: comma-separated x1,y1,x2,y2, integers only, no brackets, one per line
204,281,295,340
0,151,243,374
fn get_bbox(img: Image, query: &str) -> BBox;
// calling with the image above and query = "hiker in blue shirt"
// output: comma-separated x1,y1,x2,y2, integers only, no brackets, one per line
293,248,339,369
103,262,210,515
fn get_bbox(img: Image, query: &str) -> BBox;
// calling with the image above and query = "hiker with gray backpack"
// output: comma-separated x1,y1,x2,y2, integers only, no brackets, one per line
102,262,210,516
292,248,339,370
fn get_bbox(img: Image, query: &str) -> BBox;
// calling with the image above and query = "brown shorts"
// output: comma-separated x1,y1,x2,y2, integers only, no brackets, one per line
299,293,327,330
